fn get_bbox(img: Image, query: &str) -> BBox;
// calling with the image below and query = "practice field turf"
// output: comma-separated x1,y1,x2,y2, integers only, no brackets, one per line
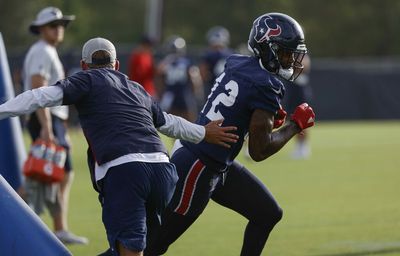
33,121,400,256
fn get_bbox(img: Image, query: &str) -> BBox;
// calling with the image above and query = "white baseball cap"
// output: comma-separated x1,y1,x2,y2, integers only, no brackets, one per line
82,37,117,65
29,7,75,34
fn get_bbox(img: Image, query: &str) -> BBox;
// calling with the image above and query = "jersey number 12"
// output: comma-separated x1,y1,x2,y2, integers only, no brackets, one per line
203,72,239,120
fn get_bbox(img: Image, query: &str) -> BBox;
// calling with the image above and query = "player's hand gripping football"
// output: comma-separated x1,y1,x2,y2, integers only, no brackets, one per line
290,103,315,130
273,107,287,129
204,119,239,148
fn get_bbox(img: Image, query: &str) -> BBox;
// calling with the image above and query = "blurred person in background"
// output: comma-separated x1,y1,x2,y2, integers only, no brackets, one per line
22,6,88,245
128,35,157,98
157,35,199,122
283,54,312,159
198,26,233,106
146,13,315,256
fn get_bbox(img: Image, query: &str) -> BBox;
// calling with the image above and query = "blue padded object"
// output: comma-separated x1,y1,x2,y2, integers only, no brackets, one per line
0,33,27,190
0,175,72,255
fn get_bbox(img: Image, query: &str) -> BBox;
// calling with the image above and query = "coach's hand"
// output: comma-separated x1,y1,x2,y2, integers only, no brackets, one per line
204,119,239,148
273,107,287,129
290,103,315,131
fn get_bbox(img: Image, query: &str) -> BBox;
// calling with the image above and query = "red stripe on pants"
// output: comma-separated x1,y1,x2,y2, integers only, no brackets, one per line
174,160,205,215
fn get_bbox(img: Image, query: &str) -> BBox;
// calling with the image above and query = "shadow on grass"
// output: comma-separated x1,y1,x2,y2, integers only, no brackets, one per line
315,246,400,256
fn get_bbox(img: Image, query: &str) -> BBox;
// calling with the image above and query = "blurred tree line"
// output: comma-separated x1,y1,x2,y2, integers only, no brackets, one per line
1,0,400,57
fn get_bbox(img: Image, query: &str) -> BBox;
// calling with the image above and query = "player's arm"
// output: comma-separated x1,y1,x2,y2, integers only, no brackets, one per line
157,112,239,148
0,86,63,120
248,103,315,161
199,61,211,84
188,65,204,101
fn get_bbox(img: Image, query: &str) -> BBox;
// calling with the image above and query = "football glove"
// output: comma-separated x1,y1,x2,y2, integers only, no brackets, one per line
290,103,315,130
273,107,287,129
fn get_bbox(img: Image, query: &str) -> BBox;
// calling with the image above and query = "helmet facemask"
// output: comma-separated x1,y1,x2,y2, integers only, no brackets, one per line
269,42,307,81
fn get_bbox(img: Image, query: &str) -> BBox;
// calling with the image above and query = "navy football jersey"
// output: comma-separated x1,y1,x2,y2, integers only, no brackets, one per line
163,55,192,91
202,48,233,92
55,68,167,165
182,54,285,170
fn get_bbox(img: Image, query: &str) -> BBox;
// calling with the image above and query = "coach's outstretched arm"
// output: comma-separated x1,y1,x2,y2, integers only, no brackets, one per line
158,113,239,148
248,103,315,161
0,86,63,120
0,86,239,149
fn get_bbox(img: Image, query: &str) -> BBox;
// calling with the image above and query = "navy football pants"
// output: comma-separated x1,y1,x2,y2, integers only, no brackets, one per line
145,146,283,256
100,161,178,254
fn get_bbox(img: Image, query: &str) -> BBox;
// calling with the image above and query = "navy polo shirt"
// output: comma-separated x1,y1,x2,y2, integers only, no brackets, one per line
54,68,167,165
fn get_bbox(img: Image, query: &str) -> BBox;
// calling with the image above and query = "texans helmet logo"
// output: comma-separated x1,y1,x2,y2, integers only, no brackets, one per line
254,15,282,43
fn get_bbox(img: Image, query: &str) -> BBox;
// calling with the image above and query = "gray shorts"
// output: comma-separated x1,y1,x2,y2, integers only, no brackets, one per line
24,178,61,217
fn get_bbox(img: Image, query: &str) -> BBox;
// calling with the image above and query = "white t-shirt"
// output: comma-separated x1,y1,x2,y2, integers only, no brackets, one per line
23,40,69,120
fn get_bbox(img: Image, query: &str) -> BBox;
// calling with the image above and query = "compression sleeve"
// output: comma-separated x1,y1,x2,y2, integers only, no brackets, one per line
157,112,205,144
0,86,63,120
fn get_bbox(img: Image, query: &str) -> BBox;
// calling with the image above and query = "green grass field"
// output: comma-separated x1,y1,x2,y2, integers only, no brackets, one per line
35,121,400,256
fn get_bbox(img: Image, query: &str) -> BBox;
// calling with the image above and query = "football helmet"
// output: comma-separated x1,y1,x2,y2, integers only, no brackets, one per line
248,13,307,81
206,26,230,47
164,35,186,54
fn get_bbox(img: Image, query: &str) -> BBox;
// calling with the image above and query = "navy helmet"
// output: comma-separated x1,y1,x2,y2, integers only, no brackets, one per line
248,13,307,81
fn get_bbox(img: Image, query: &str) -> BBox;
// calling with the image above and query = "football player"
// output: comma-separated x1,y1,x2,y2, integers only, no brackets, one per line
145,13,316,256
198,26,233,107
157,36,198,122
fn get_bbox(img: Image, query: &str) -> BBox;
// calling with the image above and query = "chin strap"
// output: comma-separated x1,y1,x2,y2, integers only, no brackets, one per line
258,57,294,81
